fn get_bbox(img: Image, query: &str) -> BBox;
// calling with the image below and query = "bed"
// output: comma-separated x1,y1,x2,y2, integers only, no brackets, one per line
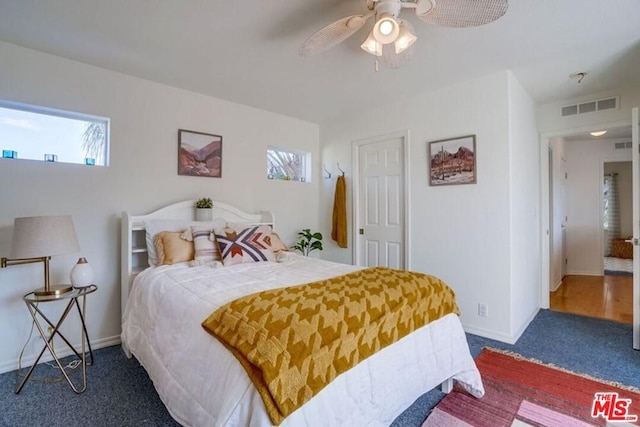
120,200,484,426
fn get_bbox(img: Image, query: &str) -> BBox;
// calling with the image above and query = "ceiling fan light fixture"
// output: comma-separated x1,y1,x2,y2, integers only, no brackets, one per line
394,20,417,54
381,41,414,69
590,130,607,137
372,13,400,44
414,0,436,18
361,31,382,56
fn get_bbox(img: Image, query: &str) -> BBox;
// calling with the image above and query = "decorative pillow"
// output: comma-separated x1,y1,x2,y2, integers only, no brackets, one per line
213,224,276,266
154,231,194,265
180,218,227,241
185,226,221,262
270,232,289,253
611,238,633,259
145,219,212,267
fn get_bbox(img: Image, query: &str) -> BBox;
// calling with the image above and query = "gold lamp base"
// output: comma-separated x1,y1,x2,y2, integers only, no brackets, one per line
34,284,73,296
1,255,75,296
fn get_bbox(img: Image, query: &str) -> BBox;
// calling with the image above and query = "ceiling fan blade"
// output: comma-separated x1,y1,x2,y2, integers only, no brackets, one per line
416,0,508,27
299,14,369,58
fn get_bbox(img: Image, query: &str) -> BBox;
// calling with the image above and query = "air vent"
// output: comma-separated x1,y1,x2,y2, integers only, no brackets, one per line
614,141,632,149
598,98,617,110
578,102,596,114
561,105,578,116
561,96,619,117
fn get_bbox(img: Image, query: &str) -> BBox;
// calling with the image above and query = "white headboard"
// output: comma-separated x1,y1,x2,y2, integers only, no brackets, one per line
120,200,274,330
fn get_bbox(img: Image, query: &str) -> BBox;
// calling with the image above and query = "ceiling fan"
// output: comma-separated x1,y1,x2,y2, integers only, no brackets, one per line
299,0,508,68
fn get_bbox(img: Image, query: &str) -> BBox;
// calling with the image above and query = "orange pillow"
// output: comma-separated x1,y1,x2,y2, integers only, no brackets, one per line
154,231,194,265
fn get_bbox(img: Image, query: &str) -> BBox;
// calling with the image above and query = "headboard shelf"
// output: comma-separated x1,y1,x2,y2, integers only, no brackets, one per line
121,200,274,356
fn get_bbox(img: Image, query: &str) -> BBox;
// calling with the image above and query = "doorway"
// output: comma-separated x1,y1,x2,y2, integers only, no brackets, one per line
543,124,634,324
603,161,633,277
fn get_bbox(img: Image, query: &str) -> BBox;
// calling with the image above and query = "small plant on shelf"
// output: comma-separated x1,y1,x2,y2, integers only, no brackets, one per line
195,197,213,209
292,229,323,256
195,198,213,221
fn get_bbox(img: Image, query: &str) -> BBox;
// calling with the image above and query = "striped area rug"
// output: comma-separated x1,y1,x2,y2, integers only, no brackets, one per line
604,256,634,276
423,348,640,426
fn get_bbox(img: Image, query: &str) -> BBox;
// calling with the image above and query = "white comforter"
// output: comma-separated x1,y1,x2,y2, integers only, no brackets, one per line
121,254,483,426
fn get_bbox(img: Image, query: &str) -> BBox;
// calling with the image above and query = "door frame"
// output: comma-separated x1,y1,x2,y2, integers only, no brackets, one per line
352,130,411,270
632,107,639,350
539,119,631,309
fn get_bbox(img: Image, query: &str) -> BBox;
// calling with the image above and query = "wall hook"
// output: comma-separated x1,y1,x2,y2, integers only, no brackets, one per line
337,162,345,177
323,164,331,179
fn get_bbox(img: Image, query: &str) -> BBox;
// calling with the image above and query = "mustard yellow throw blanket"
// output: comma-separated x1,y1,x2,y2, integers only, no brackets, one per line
201,267,460,425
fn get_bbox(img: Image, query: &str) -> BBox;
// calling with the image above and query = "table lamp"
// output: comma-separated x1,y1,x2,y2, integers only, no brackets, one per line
1,215,80,296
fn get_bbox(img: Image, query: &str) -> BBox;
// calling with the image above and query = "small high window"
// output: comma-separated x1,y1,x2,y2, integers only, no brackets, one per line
267,146,310,182
0,101,109,166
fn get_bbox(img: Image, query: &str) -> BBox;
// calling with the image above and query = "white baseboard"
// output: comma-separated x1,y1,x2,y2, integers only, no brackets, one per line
0,335,121,375
463,307,539,345
463,324,519,345
551,279,563,292
510,308,539,343
566,270,602,276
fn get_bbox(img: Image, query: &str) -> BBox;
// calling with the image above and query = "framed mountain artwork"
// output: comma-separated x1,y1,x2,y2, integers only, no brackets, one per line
178,129,223,178
428,135,476,186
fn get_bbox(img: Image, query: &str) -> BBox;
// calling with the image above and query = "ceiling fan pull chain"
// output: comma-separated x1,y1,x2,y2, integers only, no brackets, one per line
375,59,379,72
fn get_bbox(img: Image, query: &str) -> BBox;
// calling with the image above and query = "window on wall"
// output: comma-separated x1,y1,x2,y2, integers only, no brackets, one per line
0,101,109,166
267,146,310,182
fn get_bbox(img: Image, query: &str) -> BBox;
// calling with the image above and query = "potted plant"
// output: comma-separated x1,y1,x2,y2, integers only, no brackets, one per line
195,197,213,221
292,229,323,256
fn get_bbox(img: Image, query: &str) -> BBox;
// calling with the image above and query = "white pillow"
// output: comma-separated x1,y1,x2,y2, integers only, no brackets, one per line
190,225,222,263
144,219,213,267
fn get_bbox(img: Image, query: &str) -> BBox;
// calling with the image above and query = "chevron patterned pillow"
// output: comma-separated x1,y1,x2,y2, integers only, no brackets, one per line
214,224,276,266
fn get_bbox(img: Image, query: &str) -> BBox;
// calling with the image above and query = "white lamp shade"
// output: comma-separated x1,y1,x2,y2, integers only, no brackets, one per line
395,20,417,54
360,31,382,56
70,257,94,287
10,215,79,259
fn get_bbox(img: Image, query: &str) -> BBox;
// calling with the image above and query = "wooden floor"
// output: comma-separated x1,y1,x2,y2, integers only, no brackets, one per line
550,274,633,324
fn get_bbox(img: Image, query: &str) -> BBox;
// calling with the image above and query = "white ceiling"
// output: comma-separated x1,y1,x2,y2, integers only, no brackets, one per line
0,0,639,125
563,125,632,142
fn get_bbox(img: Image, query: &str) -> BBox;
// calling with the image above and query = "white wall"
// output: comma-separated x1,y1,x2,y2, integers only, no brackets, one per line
564,139,631,275
0,41,320,373
507,73,541,339
320,70,539,343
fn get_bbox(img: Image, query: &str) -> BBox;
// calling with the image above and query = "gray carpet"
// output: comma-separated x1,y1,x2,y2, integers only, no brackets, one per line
1,309,638,426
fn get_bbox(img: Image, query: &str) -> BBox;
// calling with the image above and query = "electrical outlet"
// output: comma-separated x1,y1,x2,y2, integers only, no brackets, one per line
478,303,488,318
37,326,54,341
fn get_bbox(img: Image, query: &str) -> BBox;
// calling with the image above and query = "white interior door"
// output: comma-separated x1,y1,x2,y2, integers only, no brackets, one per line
632,106,639,350
356,136,405,269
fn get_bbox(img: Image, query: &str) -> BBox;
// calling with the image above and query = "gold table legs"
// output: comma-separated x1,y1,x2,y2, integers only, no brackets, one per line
17,288,95,394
